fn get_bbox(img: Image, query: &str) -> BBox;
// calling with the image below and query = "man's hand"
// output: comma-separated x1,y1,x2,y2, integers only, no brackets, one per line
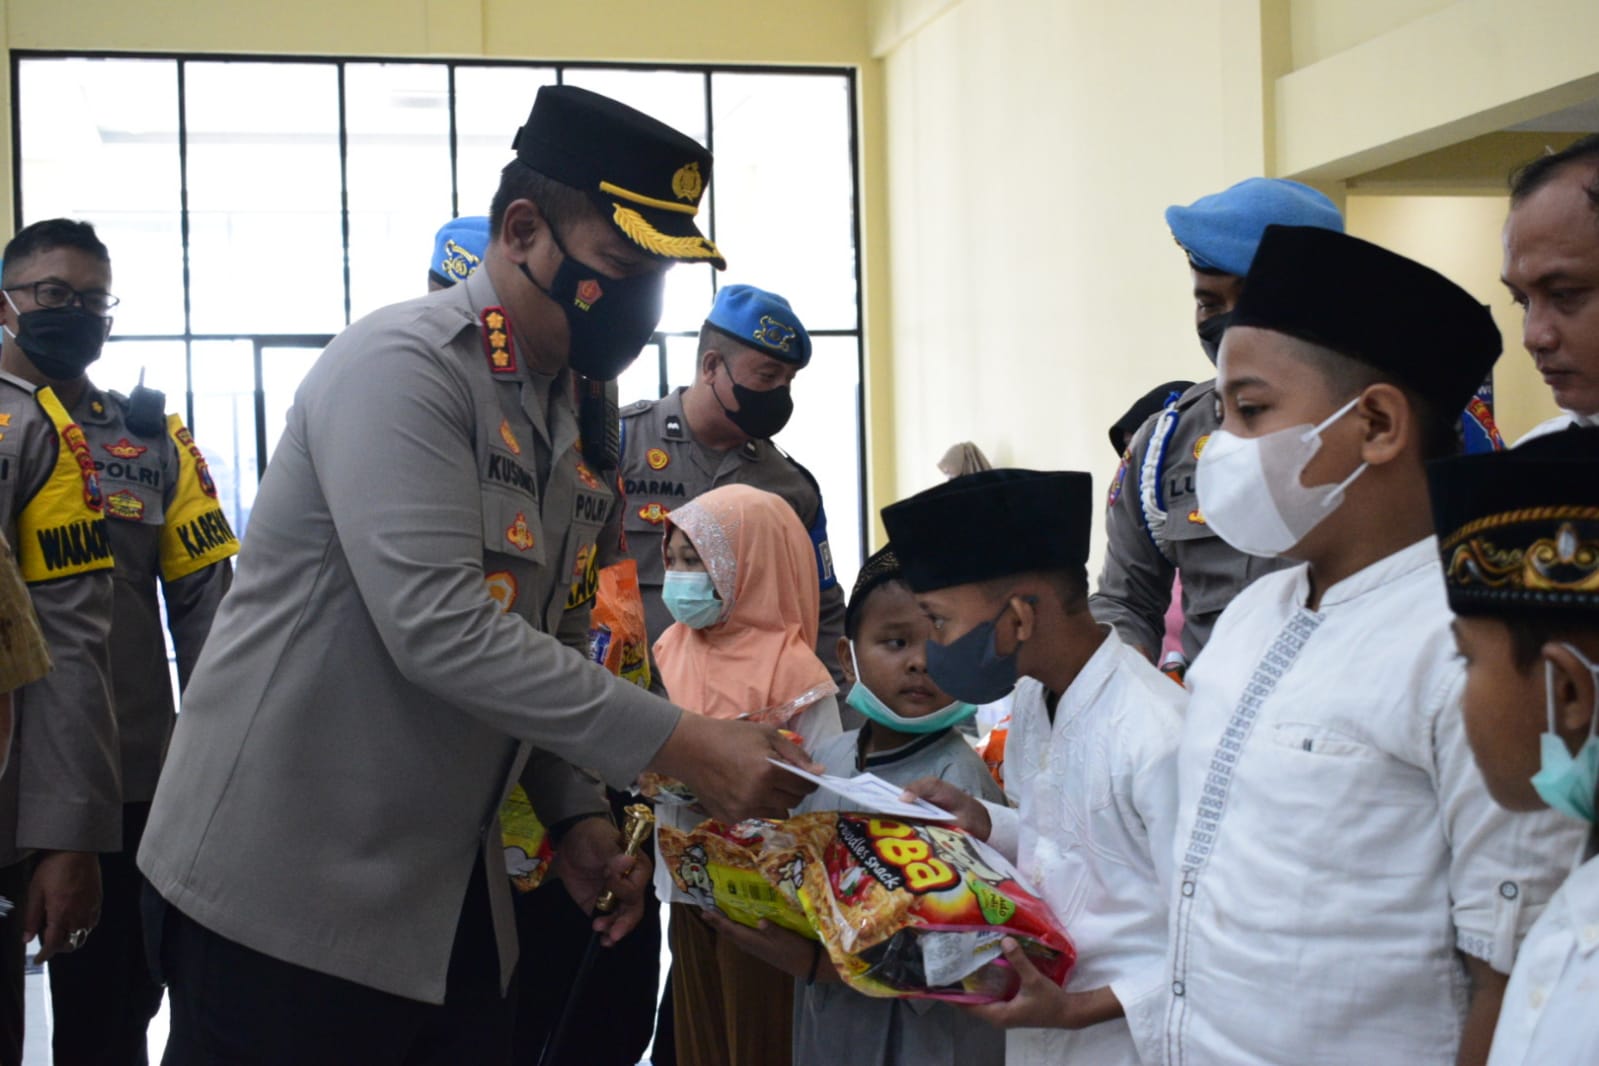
901,777,992,840
699,909,836,983
24,851,101,964
650,714,819,824
549,816,652,948
961,938,1122,1031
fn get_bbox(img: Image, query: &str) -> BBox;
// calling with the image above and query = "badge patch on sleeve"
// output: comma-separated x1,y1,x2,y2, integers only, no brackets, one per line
160,414,239,582
17,388,114,583
486,570,519,613
1108,450,1129,509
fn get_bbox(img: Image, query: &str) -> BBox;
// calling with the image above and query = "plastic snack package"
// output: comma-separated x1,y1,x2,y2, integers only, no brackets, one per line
500,784,555,893
657,817,816,938
758,811,1074,1003
589,559,652,690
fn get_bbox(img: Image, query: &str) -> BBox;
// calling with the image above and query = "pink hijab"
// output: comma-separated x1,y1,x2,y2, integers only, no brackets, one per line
653,484,836,722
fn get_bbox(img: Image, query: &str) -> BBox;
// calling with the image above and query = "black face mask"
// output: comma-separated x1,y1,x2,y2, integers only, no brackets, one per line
6,304,109,381
712,365,794,439
519,233,664,382
1197,310,1233,366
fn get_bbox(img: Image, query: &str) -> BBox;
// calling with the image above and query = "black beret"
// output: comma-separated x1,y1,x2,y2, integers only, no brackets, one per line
881,470,1093,593
1232,225,1500,415
1427,426,1599,617
513,85,725,269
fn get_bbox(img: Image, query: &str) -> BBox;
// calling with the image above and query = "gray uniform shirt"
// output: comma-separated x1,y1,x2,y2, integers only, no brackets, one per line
138,269,681,1004
1090,380,1289,661
0,370,119,864
792,726,1006,1066
71,386,235,803
619,388,847,686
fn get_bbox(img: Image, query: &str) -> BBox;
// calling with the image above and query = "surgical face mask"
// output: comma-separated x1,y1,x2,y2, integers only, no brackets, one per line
4,292,109,381
1197,310,1232,365
712,363,793,439
844,642,978,734
519,231,664,382
1531,645,1599,824
1194,396,1368,558
923,600,1026,706
661,569,724,629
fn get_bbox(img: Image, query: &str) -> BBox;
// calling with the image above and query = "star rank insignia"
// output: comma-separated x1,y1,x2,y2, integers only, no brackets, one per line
481,307,517,374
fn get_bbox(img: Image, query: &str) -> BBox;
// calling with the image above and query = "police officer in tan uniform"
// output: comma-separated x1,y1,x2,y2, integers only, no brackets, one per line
0,219,240,1064
620,284,846,685
138,85,816,1065
0,223,121,1062
1090,179,1343,666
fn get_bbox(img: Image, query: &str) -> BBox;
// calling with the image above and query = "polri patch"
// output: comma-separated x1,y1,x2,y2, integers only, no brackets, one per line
104,437,148,460
482,307,517,374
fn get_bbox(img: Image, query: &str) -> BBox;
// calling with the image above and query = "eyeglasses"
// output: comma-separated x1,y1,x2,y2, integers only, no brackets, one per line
4,280,120,316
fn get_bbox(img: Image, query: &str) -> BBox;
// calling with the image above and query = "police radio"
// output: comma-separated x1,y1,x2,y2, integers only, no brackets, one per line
578,375,620,471
124,369,167,437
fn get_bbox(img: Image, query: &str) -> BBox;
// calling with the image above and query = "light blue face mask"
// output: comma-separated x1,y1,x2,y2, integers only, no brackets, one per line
1530,644,1599,824
662,570,725,629
844,642,978,734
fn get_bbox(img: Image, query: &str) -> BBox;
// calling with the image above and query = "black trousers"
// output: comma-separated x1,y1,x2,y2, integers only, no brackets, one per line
149,855,514,1066
50,802,163,1066
0,860,27,1066
512,789,661,1066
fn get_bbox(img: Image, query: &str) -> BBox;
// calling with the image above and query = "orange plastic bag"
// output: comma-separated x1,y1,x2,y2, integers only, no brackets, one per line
589,559,652,690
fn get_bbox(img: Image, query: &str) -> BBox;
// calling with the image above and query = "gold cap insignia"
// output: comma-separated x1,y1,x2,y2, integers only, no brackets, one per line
671,162,703,202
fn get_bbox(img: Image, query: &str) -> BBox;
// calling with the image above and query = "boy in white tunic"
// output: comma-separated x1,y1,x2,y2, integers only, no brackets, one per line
1425,426,1599,1065
1171,224,1584,1066
885,469,1182,1066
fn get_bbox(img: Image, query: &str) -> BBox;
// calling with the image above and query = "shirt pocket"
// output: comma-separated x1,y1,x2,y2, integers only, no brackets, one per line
480,483,547,572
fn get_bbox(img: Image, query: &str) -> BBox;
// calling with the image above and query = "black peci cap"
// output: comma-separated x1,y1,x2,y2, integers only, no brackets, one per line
881,469,1093,593
1232,225,1500,415
1428,426,1599,617
513,85,725,269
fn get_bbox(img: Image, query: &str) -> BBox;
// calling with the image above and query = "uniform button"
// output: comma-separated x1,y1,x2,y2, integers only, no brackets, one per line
1500,881,1519,900
1172,980,1185,997
1181,881,1195,898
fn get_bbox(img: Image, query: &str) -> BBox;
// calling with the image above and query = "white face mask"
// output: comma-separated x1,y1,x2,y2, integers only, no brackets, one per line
1195,396,1369,558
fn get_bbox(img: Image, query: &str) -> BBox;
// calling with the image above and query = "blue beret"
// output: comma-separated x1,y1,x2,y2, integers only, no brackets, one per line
704,284,811,367
1165,178,1343,277
430,216,490,288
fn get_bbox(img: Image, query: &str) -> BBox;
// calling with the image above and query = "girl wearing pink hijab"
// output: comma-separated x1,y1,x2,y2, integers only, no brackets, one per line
654,483,841,1066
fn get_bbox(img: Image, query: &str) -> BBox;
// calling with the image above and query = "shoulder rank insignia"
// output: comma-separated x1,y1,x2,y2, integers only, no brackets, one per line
499,419,522,455
663,414,684,440
646,447,670,471
741,441,760,460
103,437,149,460
506,511,536,552
106,489,145,521
637,502,669,525
481,307,517,375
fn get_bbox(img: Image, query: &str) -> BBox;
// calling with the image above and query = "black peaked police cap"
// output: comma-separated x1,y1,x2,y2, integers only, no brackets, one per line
512,85,725,269
1427,425,1599,617
881,470,1093,593
1232,225,1501,415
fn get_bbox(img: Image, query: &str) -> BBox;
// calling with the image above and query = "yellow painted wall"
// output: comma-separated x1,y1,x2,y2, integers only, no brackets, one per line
872,0,1273,562
1287,0,1454,70
1344,194,1560,443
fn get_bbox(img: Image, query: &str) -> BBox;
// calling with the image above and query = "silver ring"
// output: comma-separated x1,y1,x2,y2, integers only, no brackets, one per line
67,928,88,950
